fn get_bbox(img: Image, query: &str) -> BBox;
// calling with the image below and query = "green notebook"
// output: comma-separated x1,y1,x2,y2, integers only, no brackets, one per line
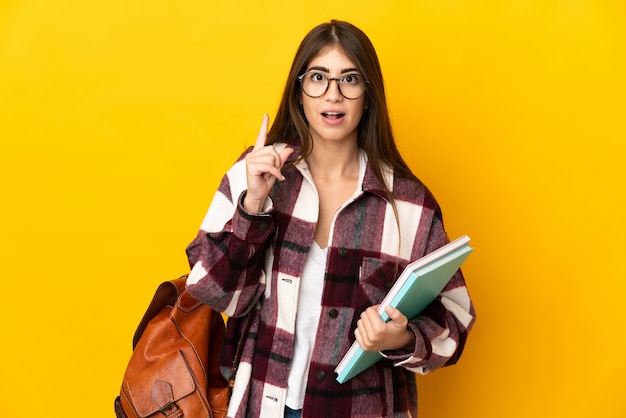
334,235,473,384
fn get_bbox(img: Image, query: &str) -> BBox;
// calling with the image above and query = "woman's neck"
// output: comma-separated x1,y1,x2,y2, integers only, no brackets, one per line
306,140,360,180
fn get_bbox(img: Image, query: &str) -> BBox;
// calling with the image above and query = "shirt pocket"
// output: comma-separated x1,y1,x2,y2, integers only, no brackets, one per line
359,257,405,306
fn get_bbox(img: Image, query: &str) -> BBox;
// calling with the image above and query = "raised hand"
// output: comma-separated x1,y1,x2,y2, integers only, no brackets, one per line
243,114,294,213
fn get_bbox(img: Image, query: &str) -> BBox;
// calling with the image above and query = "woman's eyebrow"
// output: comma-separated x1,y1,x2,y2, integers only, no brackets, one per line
307,66,361,74
307,66,329,72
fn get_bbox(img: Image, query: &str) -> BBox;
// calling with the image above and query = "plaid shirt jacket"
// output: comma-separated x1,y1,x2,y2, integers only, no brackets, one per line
186,145,475,418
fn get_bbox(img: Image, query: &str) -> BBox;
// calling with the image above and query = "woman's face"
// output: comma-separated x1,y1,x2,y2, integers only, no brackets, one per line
300,46,366,146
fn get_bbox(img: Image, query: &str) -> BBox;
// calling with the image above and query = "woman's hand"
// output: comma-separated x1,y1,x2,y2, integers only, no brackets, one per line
243,114,294,213
355,305,416,352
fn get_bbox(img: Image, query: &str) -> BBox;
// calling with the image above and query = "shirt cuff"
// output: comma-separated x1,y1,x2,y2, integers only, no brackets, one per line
231,191,274,243
380,322,427,363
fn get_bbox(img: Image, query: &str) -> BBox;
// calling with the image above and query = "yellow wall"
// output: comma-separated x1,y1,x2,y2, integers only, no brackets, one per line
1,1,625,416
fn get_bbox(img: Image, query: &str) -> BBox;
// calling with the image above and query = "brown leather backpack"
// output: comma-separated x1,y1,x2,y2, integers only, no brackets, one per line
114,276,229,418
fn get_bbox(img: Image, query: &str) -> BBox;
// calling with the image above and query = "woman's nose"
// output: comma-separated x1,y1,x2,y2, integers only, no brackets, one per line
324,78,344,101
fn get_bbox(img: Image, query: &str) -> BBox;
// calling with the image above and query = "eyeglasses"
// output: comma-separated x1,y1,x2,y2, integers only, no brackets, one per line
297,71,369,100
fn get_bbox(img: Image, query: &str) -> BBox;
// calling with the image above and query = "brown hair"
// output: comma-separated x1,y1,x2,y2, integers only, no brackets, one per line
267,20,417,190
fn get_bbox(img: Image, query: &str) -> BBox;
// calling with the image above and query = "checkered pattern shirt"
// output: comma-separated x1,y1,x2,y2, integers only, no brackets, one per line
186,145,475,418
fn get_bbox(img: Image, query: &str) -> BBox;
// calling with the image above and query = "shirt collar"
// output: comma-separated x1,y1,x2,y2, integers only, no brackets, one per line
360,150,394,201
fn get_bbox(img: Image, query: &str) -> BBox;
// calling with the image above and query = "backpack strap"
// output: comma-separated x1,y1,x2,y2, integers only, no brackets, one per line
132,276,187,349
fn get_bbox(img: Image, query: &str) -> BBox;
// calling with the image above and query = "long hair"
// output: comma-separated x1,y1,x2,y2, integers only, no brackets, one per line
267,20,417,189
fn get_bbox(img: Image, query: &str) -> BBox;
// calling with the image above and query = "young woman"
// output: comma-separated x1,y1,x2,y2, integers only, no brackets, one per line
186,20,475,418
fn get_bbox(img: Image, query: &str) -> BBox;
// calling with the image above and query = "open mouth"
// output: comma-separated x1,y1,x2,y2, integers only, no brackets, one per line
321,112,345,120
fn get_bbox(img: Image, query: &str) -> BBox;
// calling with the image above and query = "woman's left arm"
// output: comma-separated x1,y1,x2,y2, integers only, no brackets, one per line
355,215,476,374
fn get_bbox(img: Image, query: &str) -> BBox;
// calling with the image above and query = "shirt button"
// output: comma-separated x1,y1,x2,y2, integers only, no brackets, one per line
259,222,269,231
315,370,326,381
338,247,348,257
328,309,338,318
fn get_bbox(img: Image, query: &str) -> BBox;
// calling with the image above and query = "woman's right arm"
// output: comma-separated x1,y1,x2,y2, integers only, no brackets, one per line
186,114,293,317
185,181,274,317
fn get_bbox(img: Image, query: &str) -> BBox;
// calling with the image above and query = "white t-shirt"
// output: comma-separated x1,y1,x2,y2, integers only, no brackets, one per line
286,241,327,409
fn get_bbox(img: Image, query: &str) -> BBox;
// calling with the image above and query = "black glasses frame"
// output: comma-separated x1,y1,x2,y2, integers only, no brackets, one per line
297,71,370,100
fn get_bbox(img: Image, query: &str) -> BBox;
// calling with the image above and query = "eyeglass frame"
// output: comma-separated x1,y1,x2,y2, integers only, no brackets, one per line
297,71,370,100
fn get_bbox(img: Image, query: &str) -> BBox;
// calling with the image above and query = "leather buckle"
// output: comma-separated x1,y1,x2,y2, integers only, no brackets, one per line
159,401,182,417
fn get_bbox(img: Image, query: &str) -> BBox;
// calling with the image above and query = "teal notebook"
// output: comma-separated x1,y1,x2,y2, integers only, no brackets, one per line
334,235,473,384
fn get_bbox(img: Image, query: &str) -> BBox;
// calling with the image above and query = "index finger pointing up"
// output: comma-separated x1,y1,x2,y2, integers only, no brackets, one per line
254,113,269,150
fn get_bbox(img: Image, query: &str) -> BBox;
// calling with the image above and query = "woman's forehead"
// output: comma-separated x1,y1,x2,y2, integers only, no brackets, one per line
308,46,357,71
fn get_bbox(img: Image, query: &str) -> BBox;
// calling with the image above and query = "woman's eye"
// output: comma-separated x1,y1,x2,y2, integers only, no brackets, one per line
342,74,359,84
310,73,326,82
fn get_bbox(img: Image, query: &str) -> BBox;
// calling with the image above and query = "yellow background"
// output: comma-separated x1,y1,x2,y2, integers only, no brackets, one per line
1,1,625,416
